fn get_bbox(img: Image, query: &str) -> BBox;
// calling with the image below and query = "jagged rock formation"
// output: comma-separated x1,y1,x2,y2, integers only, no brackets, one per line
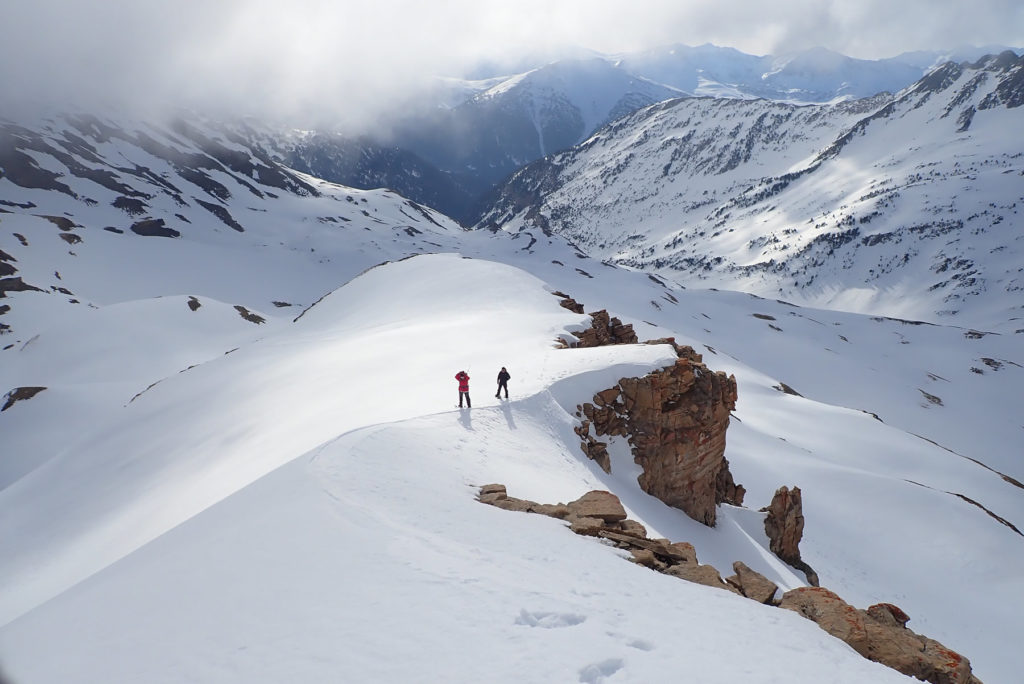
575,338,742,526
552,291,584,314
763,486,819,586
780,588,983,684
479,485,983,684
559,307,638,347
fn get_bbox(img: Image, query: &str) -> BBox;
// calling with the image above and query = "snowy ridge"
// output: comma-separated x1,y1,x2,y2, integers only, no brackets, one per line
1,107,1022,682
480,52,1024,333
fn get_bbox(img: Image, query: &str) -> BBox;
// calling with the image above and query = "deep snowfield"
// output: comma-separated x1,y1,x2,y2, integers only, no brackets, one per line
1,243,1022,682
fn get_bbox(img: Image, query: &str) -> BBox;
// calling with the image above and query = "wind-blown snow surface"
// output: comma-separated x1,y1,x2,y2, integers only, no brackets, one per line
1,115,1022,682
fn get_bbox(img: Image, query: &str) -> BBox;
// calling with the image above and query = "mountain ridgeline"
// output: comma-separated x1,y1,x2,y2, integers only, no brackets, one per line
244,46,1007,225
479,51,1024,332
2,46,1024,684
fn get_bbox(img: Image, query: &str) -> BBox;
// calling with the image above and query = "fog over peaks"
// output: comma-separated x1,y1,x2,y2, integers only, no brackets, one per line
2,0,1021,128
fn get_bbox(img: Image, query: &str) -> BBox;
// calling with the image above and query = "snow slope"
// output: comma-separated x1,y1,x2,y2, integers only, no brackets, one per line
1,111,1022,683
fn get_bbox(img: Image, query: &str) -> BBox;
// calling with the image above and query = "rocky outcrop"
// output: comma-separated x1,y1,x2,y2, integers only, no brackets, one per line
1,386,47,411
479,485,983,684
0,277,44,298
762,486,819,586
478,485,737,593
576,340,742,526
780,588,983,684
564,309,638,347
552,291,584,314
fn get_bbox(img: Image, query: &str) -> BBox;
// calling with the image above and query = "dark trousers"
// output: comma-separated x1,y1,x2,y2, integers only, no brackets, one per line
459,390,471,407
496,381,508,398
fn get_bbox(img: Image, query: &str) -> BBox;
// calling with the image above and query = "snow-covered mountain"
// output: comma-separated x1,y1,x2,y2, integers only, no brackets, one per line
1,106,1021,683
614,43,927,102
258,128,479,225
480,51,1024,333
390,58,683,192
264,44,1021,225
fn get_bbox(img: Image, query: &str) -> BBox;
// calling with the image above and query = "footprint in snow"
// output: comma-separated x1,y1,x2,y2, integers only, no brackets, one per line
578,658,625,683
514,609,586,628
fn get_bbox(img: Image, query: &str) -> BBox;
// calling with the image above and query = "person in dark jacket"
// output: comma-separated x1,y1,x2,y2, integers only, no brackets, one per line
495,367,510,399
455,370,471,408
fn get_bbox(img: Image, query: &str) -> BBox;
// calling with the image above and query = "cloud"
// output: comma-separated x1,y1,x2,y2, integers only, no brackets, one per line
2,0,1021,127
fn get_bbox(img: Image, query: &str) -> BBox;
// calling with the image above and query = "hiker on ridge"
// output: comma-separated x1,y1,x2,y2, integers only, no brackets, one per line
496,367,510,399
455,370,471,408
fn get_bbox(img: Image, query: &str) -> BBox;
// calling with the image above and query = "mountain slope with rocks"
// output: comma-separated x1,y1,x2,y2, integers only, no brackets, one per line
1,105,1021,683
480,52,1024,333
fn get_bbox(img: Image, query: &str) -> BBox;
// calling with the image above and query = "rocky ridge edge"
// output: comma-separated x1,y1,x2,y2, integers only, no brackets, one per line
478,485,982,684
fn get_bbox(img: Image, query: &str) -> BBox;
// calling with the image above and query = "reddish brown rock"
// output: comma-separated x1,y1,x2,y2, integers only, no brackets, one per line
584,349,741,527
477,484,508,505
568,516,607,536
617,519,648,539
779,588,982,684
726,561,779,604
477,485,984,684
567,490,627,522
665,562,738,593
765,483,819,585
867,603,911,628
578,434,612,474
763,486,804,563
570,309,638,347
762,486,818,585
553,291,585,314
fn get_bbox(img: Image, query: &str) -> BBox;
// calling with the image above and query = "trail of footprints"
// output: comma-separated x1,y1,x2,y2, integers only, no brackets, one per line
514,609,655,682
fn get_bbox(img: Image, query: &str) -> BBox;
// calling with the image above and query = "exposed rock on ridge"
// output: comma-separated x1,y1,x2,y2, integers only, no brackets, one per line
479,485,983,684
763,485,819,586
574,334,742,526
779,588,983,684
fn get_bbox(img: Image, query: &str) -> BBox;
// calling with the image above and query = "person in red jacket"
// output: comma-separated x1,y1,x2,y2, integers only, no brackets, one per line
455,370,471,408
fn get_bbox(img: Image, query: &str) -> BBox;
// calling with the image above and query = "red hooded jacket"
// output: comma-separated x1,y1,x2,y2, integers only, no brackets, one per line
455,371,470,392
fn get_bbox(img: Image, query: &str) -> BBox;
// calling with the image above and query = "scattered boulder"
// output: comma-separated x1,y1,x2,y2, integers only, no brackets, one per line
779,588,982,684
568,490,627,522
726,561,779,604
665,561,738,593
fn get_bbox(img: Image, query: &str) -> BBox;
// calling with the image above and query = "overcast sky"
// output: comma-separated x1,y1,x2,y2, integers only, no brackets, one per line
2,0,1022,126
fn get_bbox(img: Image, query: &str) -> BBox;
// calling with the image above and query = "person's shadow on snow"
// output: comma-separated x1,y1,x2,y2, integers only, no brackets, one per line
457,408,473,431
500,400,516,430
